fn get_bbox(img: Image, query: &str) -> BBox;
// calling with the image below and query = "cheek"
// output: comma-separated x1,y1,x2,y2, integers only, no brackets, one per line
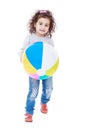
36,25,40,29
46,27,49,31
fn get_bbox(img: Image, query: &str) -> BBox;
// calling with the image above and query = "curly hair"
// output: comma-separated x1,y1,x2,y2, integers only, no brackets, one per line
27,10,56,37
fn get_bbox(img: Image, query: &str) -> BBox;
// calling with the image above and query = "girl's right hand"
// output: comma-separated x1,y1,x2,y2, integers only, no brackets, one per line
20,57,22,63
20,54,23,63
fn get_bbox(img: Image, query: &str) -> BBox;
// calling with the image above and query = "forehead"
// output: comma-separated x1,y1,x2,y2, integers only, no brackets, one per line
37,17,50,24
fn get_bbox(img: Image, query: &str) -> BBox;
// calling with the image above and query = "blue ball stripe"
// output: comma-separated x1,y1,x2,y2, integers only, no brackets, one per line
25,42,43,69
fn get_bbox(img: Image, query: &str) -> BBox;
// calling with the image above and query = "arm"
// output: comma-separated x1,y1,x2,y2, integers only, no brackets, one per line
18,35,30,62
47,38,55,47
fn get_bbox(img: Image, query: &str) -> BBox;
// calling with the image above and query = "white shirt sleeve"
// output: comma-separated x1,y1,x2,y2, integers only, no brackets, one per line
47,38,55,47
18,35,30,57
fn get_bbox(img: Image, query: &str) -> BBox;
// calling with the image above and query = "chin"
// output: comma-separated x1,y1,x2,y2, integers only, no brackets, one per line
40,32,46,35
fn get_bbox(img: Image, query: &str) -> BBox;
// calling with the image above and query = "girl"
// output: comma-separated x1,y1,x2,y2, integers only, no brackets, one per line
19,10,56,122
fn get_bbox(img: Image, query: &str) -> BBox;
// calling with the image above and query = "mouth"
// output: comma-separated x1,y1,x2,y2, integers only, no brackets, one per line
40,29,45,32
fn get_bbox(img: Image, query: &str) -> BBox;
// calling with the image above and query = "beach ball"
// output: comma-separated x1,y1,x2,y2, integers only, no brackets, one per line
22,41,59,80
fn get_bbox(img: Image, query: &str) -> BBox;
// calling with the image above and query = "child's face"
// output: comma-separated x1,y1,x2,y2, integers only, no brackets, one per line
34,17,50,37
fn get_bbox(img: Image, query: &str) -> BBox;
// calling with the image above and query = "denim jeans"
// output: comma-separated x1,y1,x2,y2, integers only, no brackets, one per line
25,77,53,115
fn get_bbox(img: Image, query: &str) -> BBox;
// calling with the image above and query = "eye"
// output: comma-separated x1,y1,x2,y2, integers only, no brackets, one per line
39,22,43,25
45,24,49,27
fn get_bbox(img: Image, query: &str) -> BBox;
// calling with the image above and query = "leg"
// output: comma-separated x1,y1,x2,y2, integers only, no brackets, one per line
41,77,53,104
40,77,53,113
25,77,40,115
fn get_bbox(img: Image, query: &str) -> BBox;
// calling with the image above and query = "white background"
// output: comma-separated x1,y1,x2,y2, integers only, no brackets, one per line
0,0,86,129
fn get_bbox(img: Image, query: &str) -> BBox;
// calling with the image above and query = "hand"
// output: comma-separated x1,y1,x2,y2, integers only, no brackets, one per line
20,54,23,63
20,57,22,63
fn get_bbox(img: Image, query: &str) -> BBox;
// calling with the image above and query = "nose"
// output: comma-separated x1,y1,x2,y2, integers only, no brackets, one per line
41,25,44,29
41,26,46,31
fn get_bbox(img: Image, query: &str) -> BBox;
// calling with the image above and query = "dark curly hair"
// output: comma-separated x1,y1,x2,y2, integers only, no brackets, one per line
27,10,56,37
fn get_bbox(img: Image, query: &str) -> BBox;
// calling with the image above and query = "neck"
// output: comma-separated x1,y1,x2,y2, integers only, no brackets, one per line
35,32,45,37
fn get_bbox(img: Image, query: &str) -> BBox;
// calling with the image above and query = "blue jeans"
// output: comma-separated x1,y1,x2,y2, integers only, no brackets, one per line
25,77,53,115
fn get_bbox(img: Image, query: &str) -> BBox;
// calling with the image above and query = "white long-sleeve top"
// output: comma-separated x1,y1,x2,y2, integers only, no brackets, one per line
19,33,54,58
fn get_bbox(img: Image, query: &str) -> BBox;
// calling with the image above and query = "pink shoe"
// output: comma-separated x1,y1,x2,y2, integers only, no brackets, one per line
41,104,48,114
25,114,33,122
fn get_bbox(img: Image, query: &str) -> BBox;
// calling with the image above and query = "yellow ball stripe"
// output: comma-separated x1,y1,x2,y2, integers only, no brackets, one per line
46,59,59,76
22,53,37,74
